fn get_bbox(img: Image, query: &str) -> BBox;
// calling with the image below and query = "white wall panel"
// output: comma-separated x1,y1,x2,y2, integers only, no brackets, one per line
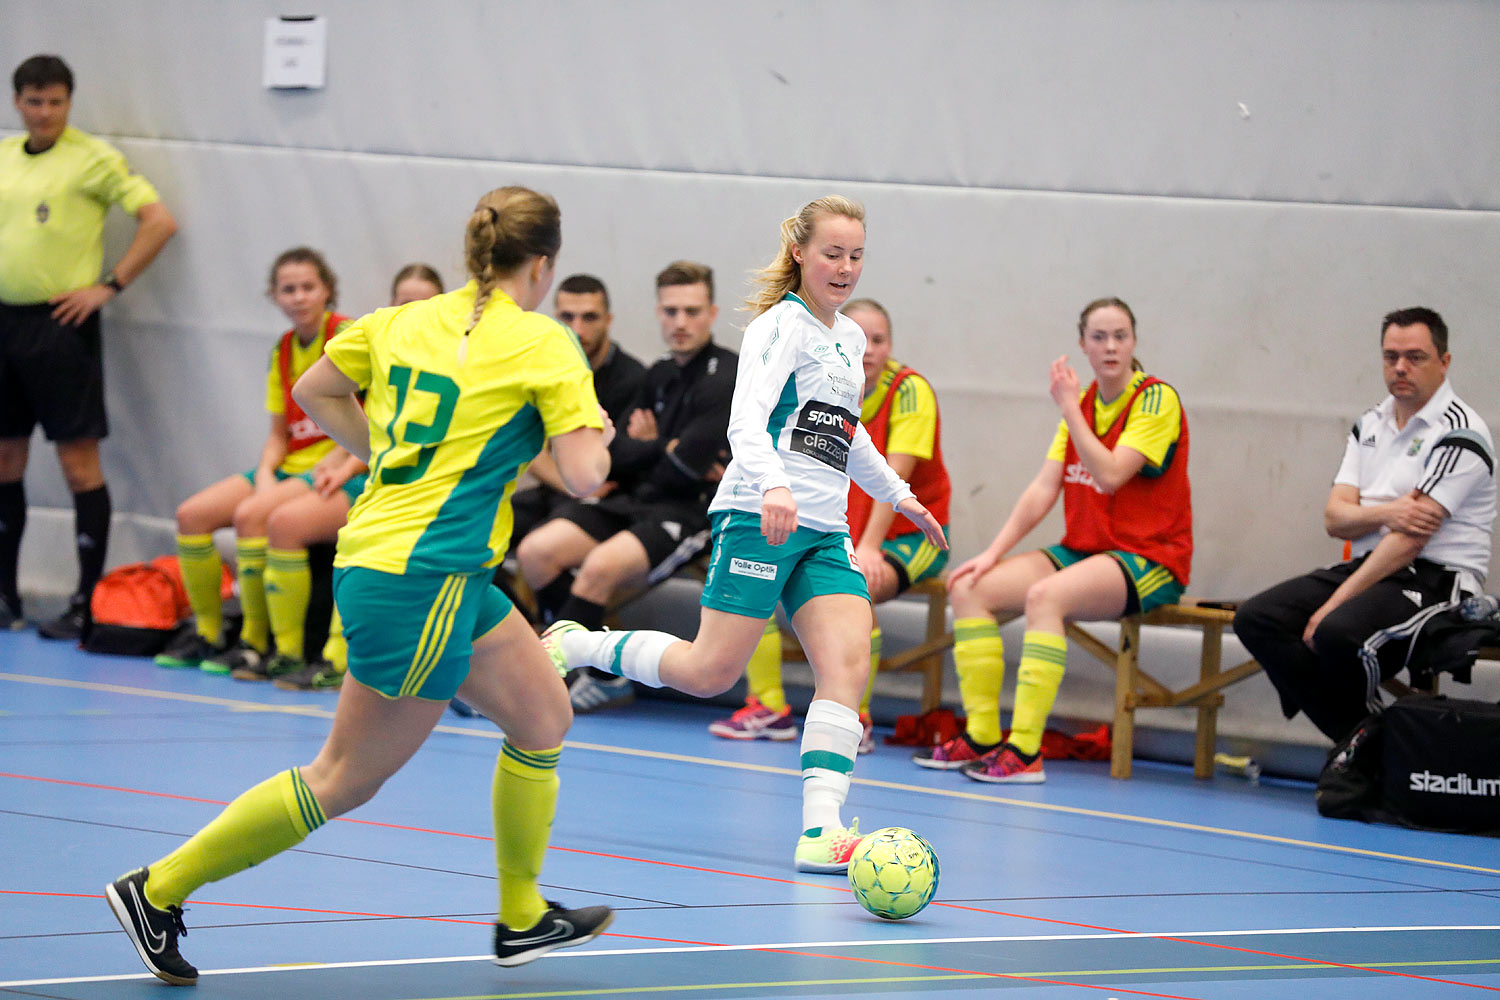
7,1,1500,208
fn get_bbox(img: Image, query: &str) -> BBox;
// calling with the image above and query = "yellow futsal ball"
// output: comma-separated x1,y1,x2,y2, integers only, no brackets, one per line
847,826,939,920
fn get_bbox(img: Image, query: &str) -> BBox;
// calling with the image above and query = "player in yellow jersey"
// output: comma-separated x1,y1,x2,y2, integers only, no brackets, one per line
154,248,360,679
107,187,616,984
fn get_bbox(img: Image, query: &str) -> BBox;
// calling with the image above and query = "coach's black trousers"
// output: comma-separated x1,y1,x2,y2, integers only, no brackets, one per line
1234,557,1460,742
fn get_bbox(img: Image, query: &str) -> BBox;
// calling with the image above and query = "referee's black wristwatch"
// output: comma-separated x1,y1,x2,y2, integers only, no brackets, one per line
102,271,125,293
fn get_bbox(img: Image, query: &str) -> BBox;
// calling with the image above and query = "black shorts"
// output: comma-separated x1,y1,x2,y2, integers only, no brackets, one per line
0,303,108,441
554,492,711,584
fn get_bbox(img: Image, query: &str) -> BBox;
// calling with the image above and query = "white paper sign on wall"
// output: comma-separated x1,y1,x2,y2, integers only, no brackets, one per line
263,16,327,89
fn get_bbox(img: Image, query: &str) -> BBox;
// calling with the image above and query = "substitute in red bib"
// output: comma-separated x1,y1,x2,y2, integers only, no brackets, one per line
920,297,1191,783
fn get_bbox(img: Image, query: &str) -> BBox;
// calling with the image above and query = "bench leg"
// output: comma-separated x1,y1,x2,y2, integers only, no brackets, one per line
1193,623,1223,779
1111,618,1141,779
919,589,949,713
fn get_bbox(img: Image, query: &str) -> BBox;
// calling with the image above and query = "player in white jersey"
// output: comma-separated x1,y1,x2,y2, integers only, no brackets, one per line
544,196,945,874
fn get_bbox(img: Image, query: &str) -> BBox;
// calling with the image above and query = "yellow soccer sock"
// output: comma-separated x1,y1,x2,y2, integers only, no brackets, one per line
176,533,223,643
265,548,311,661
954,617,1005,745
1009,630,1068,756
745,619,786,712
144,768,326,910
321,605,347,673
859,626,881,716
494,742,560,931
235,537,269,651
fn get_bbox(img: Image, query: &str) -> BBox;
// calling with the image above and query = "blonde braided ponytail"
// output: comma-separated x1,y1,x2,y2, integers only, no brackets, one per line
458,187,562,363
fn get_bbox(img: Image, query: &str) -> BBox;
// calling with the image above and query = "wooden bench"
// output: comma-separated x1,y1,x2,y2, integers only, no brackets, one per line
780,576,955,713
1059,601,1254,780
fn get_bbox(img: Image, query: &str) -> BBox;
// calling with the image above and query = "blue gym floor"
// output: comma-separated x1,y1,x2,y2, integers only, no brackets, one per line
3,628,1498,998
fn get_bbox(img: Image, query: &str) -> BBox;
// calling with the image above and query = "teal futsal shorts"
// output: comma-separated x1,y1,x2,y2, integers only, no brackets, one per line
700,510,868,619
333,566,512,701
1040,544,1184,615
242,467,367,504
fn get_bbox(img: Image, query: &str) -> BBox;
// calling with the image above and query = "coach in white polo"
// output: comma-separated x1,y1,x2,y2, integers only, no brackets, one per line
1235,307,1496,742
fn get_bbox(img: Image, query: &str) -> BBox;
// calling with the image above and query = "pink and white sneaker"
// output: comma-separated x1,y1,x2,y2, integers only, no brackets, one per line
708,698,798,741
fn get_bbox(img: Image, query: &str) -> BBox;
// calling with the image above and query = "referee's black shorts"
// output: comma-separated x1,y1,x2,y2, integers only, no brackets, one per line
0,302,108,441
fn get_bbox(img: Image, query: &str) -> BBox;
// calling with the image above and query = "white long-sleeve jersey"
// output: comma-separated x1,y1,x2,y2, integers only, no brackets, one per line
709,293,914,533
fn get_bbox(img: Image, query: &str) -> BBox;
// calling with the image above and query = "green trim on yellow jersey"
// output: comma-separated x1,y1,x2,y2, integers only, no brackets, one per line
327,281,602,576
860,359,938,461
1045,370,1182,470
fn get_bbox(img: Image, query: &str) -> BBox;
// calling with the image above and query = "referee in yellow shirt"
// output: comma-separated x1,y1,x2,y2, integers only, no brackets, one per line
0,54,177,637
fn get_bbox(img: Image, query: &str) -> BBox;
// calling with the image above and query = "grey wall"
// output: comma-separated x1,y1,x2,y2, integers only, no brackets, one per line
7,0,1500,605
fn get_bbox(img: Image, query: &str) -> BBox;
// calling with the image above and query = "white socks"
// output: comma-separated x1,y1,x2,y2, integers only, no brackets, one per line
800,699,862,834
561,629,678,689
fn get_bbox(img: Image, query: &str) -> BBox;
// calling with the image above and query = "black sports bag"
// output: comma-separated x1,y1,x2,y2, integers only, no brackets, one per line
1380,694,1500,834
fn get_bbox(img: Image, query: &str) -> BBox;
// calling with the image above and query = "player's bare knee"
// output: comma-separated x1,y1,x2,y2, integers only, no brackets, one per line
1021,578,1062,620
572,557,621,599
682,651,744,698
232,505,267,537
507,699,571,749
948,577,984,618
265,508,309,549
175,500,207,535
515,534,559,583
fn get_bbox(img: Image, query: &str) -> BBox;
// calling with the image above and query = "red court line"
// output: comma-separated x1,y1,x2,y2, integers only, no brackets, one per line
0,889,489,926
7,770,1497,992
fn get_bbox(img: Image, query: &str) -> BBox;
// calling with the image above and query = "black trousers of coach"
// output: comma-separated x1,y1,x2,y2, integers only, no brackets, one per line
1234,557,1459,742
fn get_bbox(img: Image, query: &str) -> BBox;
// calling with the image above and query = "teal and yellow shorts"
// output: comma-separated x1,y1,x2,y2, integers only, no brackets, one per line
700,511,867,619
878,528,950,594
242,467,367,505
333,566,513,701
1041,544,1183,615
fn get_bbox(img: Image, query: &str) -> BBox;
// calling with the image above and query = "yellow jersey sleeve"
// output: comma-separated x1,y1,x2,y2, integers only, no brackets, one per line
264,343,285,415
1046,419,1070,463
883,371,939,461
324,316,373,390
1116,380,1182,470
530,324,605,440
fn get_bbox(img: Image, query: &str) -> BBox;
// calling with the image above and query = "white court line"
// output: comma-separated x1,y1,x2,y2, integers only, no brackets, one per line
5,924,1499,988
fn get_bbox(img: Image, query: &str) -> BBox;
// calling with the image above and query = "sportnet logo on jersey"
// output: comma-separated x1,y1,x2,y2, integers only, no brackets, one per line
730,558,778,581
1409,770,1500,796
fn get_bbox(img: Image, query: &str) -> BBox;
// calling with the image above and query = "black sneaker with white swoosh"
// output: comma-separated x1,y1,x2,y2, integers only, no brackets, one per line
105,867,198,986
492,901,614,967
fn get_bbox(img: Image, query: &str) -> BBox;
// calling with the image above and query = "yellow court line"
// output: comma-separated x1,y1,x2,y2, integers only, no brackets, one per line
5,671,1499,877
399,957,1500,1000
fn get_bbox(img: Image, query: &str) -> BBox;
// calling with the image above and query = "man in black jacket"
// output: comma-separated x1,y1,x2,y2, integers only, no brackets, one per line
506,274,647,547
516,261,736,710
